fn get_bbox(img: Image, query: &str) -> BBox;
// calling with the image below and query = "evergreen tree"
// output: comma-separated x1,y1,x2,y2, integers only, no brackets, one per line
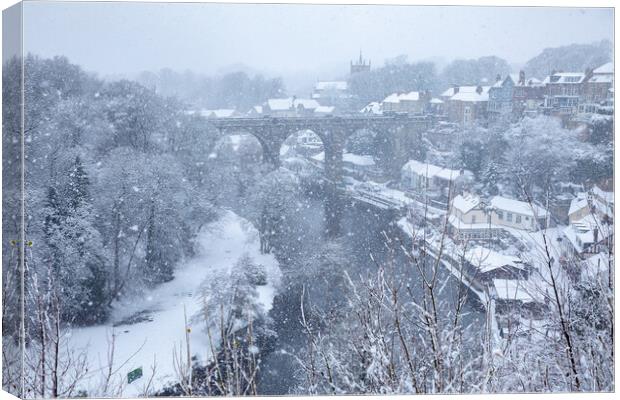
66,156,90,211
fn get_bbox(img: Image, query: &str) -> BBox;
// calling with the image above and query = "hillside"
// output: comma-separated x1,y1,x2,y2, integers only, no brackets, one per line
524,40,612,78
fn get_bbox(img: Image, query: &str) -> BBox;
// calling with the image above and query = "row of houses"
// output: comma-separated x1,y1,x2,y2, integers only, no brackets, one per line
359,62,614,126
485,62,613,124
399,156,613,316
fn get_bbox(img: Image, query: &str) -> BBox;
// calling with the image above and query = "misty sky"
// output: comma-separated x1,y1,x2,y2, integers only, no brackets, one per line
22,1,613,84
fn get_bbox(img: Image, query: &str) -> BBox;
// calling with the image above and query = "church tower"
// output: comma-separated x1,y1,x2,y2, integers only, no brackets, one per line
350,50,371,74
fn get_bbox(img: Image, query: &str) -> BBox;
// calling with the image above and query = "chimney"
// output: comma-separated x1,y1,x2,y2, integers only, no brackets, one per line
519,70,526,85
495,74,502,82
453,85,460,95
476,85,483,94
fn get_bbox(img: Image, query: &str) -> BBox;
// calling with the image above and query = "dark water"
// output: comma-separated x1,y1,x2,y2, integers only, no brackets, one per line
256,197,485,395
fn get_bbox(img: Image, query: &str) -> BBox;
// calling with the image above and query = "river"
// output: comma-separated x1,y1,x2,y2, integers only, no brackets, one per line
256,195,486,395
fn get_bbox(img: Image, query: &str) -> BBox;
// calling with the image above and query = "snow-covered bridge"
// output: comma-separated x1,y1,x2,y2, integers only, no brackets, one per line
210,115,430,235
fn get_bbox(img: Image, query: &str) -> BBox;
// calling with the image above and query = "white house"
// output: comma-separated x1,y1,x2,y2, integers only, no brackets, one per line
489,196,548,231
262,97,320,117
448,194,499,240
401,160,473,199
381,91,431,115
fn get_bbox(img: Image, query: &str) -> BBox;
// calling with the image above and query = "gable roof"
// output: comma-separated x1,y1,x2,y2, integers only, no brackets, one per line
490,196,548,217
451,90,489,102
383,91,422,103
593,62,613,75
592,185,613,204
452,194,482,214
401,159,470,181
466,246,525,274
491,75,516,88
563,214,612,254
360,101,383,114
441,85,490,98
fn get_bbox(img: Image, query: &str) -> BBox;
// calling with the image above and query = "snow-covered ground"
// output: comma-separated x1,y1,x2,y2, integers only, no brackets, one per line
65,211,281,397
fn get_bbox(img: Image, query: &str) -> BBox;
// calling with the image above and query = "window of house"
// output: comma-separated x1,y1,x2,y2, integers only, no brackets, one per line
471,215,476,224
516,215,522,223
497,211,503,220
507,213,513,222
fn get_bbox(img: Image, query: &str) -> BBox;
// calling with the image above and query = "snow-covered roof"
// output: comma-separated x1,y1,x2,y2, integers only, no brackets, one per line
490,196,548,218
247,105,263,115
383,91,423,103
200,109,238,118
593,62,613,75
430,98,444,104
360,101,383,114
491,75,515,88
592,185,613,204
563,214,612,254
569,189,613,219
452,194,481,214
315,81,348,91
512,74,544,87
450,90,489,103
588,75,614,83
266,98,320,111
315,105,335,114
441,85,490,98
548,72,586,84
492,279,540,303
526,77,543,86
466,246,525,274
401,159,470,181
441,87,458,97
568,194,589,216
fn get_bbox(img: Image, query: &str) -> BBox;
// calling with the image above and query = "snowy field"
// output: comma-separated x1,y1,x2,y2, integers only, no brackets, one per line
65,211,281,397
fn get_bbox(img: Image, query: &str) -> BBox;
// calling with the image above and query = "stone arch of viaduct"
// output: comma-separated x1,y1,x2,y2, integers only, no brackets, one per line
209,116,431,235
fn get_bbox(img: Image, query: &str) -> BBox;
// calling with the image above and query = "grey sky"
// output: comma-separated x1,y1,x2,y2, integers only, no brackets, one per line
22,1,613,83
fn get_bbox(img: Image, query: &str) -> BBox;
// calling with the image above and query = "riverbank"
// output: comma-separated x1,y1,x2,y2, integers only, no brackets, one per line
65,210,281,397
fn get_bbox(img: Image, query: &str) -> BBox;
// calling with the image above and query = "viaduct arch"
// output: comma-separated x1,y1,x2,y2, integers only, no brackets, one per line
209,115,431,235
